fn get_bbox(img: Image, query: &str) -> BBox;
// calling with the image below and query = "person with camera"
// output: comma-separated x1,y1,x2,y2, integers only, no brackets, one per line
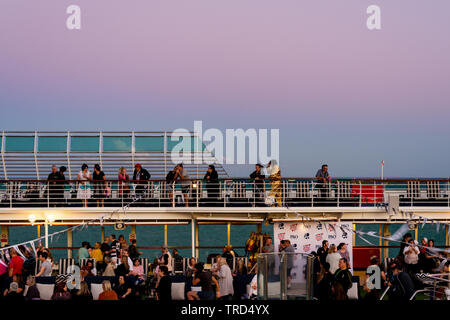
187,262,220,300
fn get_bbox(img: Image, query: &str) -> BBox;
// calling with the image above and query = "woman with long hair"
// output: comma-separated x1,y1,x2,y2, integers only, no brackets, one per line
115,255,130,277
118,167,130,199
98,280,118,300
72,281,93,301
77,163,92,207
326,244,341,274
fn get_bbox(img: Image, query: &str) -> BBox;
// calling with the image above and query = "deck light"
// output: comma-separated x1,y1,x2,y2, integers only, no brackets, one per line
28,214,36,225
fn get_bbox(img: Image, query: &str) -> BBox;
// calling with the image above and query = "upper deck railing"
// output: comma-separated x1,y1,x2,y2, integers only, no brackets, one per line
0,177,449,208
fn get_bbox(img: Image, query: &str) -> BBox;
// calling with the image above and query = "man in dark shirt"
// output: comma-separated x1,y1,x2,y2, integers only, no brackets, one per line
156,266,172,300
21,249,36,279
47,165,62,207
128,239,141,261
389,264,415,300
317,240,329,266
250,164,265,199
100,236,111,260
315,164,331,198
334,258,353,298
56,166,67,206
172,248,183,273
133,164,151,198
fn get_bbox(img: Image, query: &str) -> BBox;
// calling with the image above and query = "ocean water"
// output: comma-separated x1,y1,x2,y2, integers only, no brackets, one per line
6,223,446,262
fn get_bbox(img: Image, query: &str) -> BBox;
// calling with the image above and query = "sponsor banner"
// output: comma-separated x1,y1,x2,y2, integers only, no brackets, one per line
274,221,353,283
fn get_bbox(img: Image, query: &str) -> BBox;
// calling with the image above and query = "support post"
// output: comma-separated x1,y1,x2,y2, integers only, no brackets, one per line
164,224,168,247
195,221,199,259
191,218,196,258
37,225,41,238
227,222,231,246
382,224,390,260
44,220,49,248
101,226,105,242
131,224,136,241
445,225,450,247
67,229,73,259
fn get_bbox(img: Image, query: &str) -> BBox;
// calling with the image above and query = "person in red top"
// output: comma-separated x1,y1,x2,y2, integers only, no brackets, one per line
8,248,24,277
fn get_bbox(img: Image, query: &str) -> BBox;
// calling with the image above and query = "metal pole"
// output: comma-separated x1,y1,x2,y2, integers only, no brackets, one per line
191,218,195,258
44,219,49,248
195,221,199,258
67,229,73,259
227,222,231,246
164,224,168,247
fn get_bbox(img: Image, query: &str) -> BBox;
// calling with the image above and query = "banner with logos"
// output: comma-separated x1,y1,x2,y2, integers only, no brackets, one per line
273,221,353,283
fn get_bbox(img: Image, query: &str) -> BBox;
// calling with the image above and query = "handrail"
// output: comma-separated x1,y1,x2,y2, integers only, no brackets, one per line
1,177,450,183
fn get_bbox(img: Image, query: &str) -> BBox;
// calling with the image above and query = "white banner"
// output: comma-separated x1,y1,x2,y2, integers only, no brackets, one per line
273,221,353,283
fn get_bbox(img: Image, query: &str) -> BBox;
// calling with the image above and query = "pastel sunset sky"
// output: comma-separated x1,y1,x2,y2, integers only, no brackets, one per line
1,0,449,177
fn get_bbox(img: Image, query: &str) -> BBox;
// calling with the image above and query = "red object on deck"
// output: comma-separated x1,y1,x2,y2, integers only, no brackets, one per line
353,247,381,270
351,184,384,204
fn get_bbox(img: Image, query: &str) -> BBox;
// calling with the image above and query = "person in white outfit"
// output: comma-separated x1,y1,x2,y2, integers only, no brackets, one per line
213,257,234,299
77,163,92,207
326,244,341,274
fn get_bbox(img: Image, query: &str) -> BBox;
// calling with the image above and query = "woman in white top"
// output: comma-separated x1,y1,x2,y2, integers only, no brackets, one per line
326,244,341,274
214,257,234,299
403,239,420,272
77,163,92,207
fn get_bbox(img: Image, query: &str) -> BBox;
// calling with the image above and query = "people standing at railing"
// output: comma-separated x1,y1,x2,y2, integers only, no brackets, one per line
317,240,329,266
47,165,61,207
133,164,151,199
128,239,142,261
177,164,190,207
397,233,412,265
158,247,173,273
110,234,120,265
283,240,295,289
388,263,415,300
315,164,331,198
326,244,341,274
204,165,219,201
90,242,104,273
316,262,333,301
166,165,178,206
35,251,52,277
267,160,282,207
337,243,351,270
250,164,265,199
262,237,275,275
93,164,106,208
77,241,90,265
334,258,353,300
118,167,130,199
77,164,92,207
212,257,234,300
403,239,420,274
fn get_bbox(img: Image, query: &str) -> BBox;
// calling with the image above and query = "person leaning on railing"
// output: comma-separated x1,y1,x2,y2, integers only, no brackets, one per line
315,164,331,198
133,164,151,198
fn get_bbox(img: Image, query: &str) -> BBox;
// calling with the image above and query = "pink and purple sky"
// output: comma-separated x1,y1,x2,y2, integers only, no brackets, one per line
0,0,449,177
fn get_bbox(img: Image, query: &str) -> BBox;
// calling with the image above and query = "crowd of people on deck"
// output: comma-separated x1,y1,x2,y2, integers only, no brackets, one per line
0,235,256,301
38,162,330,208
310,236,450,301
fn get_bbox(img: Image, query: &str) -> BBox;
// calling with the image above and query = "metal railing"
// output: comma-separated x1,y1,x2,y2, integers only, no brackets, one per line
0,178,449,208
256,252,314,300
